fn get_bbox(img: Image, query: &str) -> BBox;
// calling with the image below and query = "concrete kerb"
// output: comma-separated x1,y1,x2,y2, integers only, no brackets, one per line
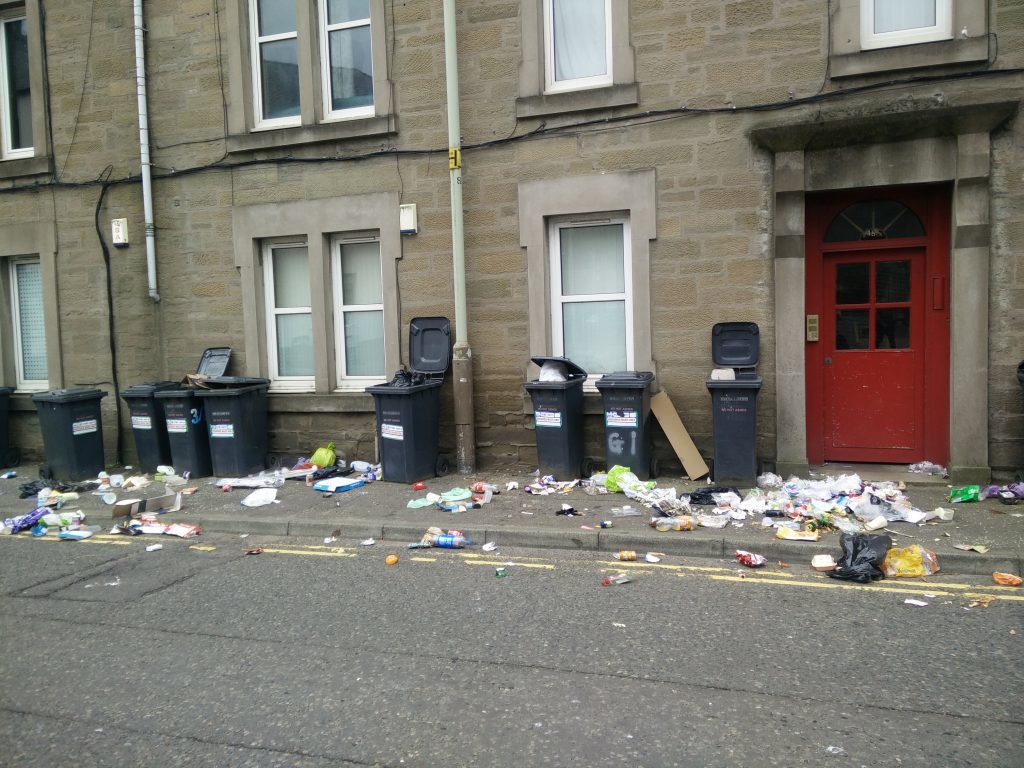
180,512,1024,577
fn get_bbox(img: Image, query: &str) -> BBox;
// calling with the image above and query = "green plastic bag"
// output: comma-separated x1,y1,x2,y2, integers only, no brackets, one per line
605,465,656,494
947,485,980,503
311,442,337,468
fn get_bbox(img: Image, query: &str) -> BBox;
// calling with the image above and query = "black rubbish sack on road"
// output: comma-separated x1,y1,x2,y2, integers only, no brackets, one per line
828,533,893,583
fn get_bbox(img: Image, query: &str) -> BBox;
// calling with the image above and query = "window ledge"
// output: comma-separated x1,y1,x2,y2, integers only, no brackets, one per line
226,115,396,155
830,36,989,79
268,391,375,414
0,155,52,181
516,83,639,119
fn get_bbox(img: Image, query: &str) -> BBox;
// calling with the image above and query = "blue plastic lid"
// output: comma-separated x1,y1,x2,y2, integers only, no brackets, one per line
711,322,760,368
409,317,451,377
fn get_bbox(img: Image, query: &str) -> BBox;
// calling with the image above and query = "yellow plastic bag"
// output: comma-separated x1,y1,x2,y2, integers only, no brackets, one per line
882,544,939,578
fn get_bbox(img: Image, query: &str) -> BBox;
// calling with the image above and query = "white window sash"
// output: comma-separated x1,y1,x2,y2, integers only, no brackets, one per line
331,235,385,387
860,0,952,50
10,257,47,390
249,0,301,130
0,17,33,160
543,0,613,94
263,242,315,389
549,218,633,382
319,4,374,121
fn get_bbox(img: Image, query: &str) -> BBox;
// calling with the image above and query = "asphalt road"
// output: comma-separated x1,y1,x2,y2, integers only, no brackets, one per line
1,532,1022,767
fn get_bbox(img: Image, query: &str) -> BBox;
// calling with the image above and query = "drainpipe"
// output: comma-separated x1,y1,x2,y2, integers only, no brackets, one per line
133,0,159,301
442,0,475,473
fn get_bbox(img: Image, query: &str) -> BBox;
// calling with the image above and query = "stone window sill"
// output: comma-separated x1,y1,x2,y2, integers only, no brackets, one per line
226,115,396,155
268,392,375,414
830,37,989,79
0,155,52,181
516,83,639,120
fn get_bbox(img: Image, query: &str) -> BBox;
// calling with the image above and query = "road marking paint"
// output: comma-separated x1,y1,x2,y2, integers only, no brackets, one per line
605,561,802,579
258,547,356,558
458,552,553,562
190,545,217,552
464,559,555,570
698,573,1024,602
409,556,437,562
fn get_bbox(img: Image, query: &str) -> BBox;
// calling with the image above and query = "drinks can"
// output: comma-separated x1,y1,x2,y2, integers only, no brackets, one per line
615,550,637,561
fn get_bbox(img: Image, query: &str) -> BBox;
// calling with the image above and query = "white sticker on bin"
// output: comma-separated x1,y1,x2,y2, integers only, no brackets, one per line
210,423,234,438
381,423,404,441
605,408,638,428
131,415,152,430
166,418,188,434
72,419,98,436
534,408,562,428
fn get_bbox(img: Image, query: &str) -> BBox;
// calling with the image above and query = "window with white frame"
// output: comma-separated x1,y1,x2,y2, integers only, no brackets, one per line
332,236,385,385
9,257,46,389
320,0,374,119
0,13,32,160
263,242,315,389
544,0,612,94
860,0,952,50
250,0,301,128
549,218,632,377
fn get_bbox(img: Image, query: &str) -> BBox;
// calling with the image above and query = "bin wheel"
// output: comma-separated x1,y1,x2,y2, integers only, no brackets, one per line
581,458,597,478
649,456,659,480
435,455,449,476
39,463,53,481
4,448,20,468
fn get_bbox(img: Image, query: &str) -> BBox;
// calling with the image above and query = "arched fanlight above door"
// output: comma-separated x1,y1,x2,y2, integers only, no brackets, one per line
824,199,926,243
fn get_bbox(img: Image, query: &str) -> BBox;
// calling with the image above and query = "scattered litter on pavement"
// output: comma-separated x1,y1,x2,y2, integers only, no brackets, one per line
610,505,641,517
645,552,664,563
412,526,467,548
57,529,93,540
506,481,518,491
953,543,990,553
164,523,201,538
735,550,767,567
908,461,947,477
556,504,579,516
993,572,1022,587
360,538,376,546
412,481,427,491
216,473,286,490
904,599,929,607
948,485,980,503
146,543,163,552
776,527,819,541
241,488,278,507
756,472,783,488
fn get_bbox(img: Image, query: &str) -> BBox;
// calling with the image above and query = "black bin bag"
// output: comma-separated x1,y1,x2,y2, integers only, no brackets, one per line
828,533,892,583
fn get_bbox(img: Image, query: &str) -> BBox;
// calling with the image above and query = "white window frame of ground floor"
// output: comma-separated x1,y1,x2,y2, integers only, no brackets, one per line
8,255,46,390
330,234,386,388
548,216,633,379
262,240,316,391
519,169,656,386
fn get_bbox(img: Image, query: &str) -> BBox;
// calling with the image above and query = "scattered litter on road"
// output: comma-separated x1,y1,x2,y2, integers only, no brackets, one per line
385,554,399,566
645,552,664,563
601,572,631,586
612,622,626,628
904,599,929,607
57,529,93,540
882,544,939,577
811,554,837,571
735,550,767,567
494,566,508,578
360,538,376,546
829,533,892,582
615,550,637,561
244,546,264,555
323,536,336,544
993,572,1022,587
146,543,163,552
968,595,996,609
823,745,846,756
482,541,497,552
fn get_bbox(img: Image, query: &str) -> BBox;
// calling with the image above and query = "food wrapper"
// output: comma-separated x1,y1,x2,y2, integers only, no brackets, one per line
992,572,1022,587
947,485,980,503
881,544,939,578
775,527,820,541
735,549,767,567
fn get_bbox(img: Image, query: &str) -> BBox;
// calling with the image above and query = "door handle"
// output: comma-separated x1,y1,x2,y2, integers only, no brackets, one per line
824,357,832,365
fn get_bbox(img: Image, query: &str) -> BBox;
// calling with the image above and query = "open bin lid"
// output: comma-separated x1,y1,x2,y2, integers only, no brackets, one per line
529,355,588,381
711,322,759,368
409,317,451,377
196,347,232,377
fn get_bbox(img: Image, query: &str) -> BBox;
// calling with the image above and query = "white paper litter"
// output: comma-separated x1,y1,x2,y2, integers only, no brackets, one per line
482,542,497,552
359,538,376,546
146,543,163,552
241,488,279,507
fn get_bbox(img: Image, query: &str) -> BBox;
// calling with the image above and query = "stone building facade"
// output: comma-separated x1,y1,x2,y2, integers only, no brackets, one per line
0,0,1021,481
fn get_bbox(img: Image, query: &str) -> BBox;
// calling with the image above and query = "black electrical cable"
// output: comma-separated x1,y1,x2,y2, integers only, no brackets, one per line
2,65,1021,196
93,180,123,465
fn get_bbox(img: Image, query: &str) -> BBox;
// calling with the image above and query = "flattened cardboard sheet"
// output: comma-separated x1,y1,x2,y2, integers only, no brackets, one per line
650,391,710,480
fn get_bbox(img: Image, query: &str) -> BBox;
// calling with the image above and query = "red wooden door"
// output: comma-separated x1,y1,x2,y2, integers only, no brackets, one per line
806,187,950,465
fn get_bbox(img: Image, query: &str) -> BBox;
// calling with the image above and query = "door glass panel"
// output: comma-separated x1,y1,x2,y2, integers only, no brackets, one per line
835,310,869,350
835,263,869,305
876,260,910,303
825,199,925,242
876,308,910,349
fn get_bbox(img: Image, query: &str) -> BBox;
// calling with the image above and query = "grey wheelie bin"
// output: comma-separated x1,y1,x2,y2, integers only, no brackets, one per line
366,317,451,483
195,377,270,477
524,356,588,479
596,371,656,479
32,388,108,480
121,382,179,472
705,322,762,485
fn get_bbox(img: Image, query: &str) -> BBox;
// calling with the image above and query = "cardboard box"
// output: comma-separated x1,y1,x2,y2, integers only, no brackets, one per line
650,391,710,481
113,492,183,518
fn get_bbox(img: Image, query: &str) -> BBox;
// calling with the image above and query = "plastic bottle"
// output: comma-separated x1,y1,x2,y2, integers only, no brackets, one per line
653,516,694,532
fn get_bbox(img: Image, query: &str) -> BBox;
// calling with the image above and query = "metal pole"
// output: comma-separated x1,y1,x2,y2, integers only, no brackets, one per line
442,0,475,473
133,0,159,301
